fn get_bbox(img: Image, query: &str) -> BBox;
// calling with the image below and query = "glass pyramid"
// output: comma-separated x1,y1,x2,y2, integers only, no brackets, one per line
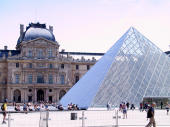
60,27,170,108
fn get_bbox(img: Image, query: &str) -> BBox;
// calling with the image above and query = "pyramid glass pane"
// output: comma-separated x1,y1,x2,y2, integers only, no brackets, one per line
60,27,170,108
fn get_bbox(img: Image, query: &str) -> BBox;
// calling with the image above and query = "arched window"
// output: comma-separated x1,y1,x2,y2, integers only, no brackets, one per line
37,73,44,83
59,90,66,100
13,89,21,103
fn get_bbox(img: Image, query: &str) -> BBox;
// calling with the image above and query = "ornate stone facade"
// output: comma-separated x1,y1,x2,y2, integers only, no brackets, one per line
0,23,96,103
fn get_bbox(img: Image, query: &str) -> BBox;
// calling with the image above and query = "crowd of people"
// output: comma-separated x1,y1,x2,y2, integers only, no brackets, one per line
13,102,50,112
1,99,170,125
67,103,79,110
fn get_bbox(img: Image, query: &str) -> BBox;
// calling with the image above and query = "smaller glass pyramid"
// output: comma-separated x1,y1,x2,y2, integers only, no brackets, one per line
60,27,170,108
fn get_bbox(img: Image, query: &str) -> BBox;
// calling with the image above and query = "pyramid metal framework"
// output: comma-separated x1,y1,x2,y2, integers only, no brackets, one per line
60,27,170,108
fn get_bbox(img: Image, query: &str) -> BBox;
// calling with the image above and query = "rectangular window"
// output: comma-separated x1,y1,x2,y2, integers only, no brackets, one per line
28,74,33,84
15,74,20,84
60,75,65,84
37,49,43,59
61,64,64,69
16,63,19,68
37,74,44,83
28,50,32,57
76,65,79,70
48,74,53,84
48,49,53,58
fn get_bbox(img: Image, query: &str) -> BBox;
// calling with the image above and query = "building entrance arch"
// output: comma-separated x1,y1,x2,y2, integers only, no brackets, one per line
37,89,44,102
13,89,21,103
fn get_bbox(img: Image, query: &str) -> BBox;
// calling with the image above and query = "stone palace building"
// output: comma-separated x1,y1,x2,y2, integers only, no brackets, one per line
0,23,99,103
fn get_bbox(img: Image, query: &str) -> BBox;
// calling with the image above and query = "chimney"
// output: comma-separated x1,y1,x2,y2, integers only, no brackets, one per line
20,24,24,36
8,51,12,56
49,25,53,33
4,46,7,50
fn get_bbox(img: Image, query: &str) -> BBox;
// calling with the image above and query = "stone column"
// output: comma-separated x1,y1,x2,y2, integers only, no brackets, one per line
21,89,24,103
56,89,60,102
6,87,10,101
24,88,27,102
53,89,57,103
10,88,13,102
45,88,48,102
34,88,37,102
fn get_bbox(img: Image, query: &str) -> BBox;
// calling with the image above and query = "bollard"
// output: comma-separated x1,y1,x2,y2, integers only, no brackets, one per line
46,111,49,127
116,110,118,127
113,109,119,127
82,111,85,127
39,111,50,127
8,113,11,127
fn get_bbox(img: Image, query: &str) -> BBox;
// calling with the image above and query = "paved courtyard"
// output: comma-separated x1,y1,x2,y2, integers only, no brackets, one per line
0,108,170,127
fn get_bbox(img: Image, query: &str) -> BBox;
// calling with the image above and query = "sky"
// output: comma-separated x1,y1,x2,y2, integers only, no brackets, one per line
0,0,170,53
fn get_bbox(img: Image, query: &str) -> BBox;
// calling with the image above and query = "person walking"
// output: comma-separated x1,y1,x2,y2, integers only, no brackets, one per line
1,99,7,124
122,103,127,119
165,102,170,115
145,103,156,127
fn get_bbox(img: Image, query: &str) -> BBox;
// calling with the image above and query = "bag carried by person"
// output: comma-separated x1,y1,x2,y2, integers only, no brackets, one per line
1,104,5,111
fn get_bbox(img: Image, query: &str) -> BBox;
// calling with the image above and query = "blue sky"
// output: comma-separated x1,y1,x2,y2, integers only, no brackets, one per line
0,0,170,52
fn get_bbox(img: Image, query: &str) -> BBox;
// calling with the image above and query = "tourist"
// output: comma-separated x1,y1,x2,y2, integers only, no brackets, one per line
68,104,72,110
145,103,156,127
23,103,27,111
122,103,127,119
107,102,111,110
15,104,21,111
160,101,163,109
119,103,122,112
130,104,135,110
45,103,49,110
75,105,79,110
28,103,33,111
165,102,170,115
58,104,64,110
139,102,143,112
144,103,149,111
1,99,7,124
126,102,129,110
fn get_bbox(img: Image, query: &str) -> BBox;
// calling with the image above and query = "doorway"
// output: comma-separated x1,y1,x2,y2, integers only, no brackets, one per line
37,89,44,102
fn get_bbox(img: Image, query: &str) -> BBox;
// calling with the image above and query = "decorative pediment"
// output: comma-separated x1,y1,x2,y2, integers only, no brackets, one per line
21,38,59,48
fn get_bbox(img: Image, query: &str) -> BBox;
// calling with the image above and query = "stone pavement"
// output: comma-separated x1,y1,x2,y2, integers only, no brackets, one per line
0,109,170,127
